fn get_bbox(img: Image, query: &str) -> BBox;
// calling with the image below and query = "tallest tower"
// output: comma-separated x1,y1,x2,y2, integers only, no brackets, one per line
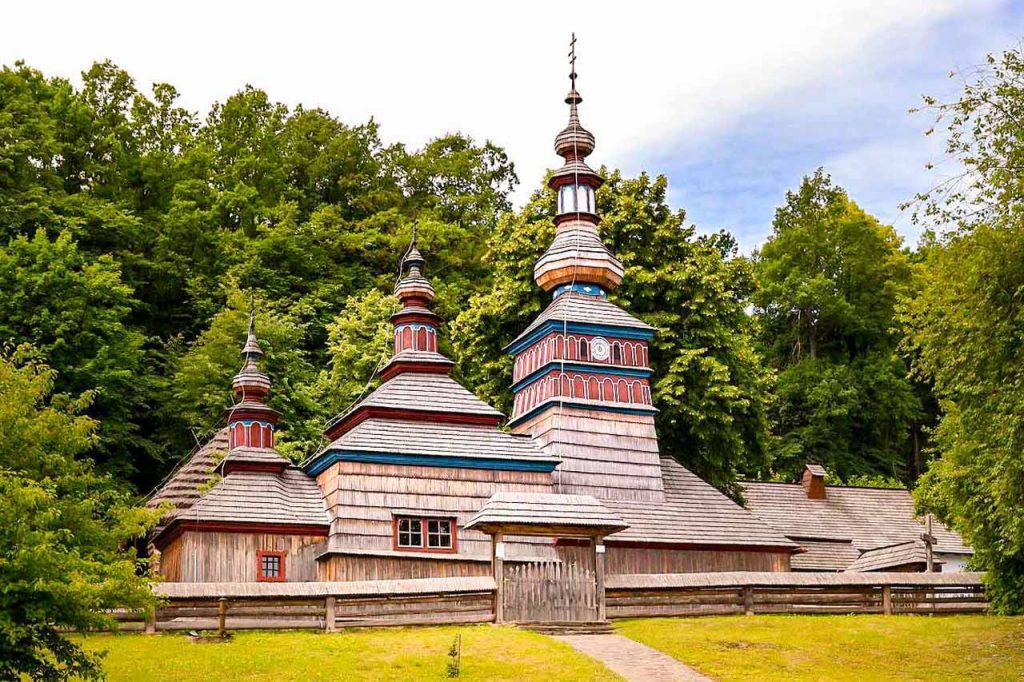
508,43,664,502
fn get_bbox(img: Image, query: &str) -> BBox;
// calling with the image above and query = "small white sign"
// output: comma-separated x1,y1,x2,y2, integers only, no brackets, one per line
495,542,506,558
595,544,606,554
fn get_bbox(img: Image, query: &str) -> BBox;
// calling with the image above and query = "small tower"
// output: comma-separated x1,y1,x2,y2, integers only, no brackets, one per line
507,39,663,502
221,311,287,475
379,230,455,382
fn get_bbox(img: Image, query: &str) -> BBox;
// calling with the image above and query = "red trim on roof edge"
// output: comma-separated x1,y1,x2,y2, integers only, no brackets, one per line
378,360,453,383
324,405,502,441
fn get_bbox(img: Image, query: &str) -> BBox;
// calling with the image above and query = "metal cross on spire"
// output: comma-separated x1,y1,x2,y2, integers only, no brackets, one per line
568,33,577,89
247,292,256,337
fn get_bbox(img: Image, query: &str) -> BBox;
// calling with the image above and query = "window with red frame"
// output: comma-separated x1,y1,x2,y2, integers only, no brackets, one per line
394,516,456,552
257,550,286,581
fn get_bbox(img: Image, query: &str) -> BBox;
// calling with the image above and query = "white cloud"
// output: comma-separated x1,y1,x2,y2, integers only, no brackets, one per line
0,0,998,206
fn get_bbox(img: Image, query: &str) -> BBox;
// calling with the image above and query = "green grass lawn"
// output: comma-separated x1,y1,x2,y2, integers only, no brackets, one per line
76,625,620,681
616,614,1024,681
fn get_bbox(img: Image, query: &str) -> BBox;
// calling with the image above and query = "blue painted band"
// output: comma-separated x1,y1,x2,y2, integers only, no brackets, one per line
554,283,606,298
303,450,559,476
511,362,653,392
395,323,436,332
507,399,658,429
227,419,275,430
507,321,655,355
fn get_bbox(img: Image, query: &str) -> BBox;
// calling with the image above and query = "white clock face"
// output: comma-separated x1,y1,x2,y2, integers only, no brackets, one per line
591,337,610,361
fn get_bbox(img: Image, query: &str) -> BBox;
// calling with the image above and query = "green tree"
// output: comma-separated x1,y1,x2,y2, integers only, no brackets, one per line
0,348,156,680
903,44,1024,613
0,229,146,477
452,170,773,491
753,170,920,481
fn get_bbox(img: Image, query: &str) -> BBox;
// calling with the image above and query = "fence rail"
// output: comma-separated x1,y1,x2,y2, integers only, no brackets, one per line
605,572,988,618
105,572,988,633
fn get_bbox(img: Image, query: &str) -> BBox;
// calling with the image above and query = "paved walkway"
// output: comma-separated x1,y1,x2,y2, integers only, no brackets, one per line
554,634,712,682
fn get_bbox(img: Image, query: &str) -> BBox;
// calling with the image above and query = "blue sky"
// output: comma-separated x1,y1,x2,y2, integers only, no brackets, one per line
628,2,1024,251
2,1,1022,253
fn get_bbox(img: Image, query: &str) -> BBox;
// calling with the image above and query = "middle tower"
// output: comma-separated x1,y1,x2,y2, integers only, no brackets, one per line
507,65,664,503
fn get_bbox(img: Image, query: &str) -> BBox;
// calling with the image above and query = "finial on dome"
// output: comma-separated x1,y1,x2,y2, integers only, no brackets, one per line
232,302,271,399
395,227,435,306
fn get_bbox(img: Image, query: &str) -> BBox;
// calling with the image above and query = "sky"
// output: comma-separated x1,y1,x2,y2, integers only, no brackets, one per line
3,0,1022,251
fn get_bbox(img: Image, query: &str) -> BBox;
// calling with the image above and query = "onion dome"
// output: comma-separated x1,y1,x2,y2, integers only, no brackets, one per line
393,239,436,308
232,329,272,400
554,88,596,160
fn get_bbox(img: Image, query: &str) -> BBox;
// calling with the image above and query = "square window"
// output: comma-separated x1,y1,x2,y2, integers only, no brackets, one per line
257,551,286,582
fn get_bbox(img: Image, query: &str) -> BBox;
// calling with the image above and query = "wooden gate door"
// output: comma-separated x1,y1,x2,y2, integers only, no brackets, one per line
503,560,598,623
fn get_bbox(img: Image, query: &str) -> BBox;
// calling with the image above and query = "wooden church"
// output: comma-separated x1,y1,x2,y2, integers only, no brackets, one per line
149,60,956,588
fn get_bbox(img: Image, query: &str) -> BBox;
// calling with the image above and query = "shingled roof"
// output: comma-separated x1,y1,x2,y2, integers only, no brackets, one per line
845,540,942,573
742,481,970,571
147,429,228,530
608,458,798,549
465,492,628,534
510,292,653,348
329,372,503,428
321,419,554,463
182,468,328,527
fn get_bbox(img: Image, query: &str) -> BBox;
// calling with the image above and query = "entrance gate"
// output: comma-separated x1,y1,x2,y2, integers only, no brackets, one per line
463,492,629,625
503,559,598,623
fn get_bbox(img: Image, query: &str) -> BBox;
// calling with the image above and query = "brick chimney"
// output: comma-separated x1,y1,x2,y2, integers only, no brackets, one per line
801,464,827,500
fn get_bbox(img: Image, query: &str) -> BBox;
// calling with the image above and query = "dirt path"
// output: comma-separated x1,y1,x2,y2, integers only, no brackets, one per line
554,633,712,682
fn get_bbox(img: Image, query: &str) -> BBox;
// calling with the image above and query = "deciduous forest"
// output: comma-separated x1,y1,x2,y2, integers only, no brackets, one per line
2,43,1024,676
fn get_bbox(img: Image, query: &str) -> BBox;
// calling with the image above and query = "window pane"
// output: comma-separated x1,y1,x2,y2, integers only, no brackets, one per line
427,519,453,548
261,555,280,578
397,518,423,547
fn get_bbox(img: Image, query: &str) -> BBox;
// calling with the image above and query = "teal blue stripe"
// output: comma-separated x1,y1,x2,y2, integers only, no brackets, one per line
304,450,559,476
507,321,655,355
506,399,658,429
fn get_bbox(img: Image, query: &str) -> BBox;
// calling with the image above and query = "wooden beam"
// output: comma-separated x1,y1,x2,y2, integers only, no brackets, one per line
217,598,228,637
883,585,893,615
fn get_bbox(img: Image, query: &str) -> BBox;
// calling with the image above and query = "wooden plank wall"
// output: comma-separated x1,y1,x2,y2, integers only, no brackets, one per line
316,460,554,575
320,555,491,581
605,546,790,575
163,531,326,582
511,407,666,501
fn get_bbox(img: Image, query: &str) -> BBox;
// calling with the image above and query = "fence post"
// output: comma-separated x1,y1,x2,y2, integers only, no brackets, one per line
217,597,228,636
882,585,892,615
742,586,754,616
144,605,156,635
595,536,607,622
324,596,337,632
493,531,505,624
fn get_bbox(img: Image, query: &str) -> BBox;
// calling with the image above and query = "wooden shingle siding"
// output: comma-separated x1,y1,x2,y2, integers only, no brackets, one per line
513,407,666,501
161,531,326,582
317,460,554,572
510,293,653,348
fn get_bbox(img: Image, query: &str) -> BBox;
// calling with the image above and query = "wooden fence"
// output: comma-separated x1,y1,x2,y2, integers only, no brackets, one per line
605,572,988,618
112,576,496,632
107,572,988,633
